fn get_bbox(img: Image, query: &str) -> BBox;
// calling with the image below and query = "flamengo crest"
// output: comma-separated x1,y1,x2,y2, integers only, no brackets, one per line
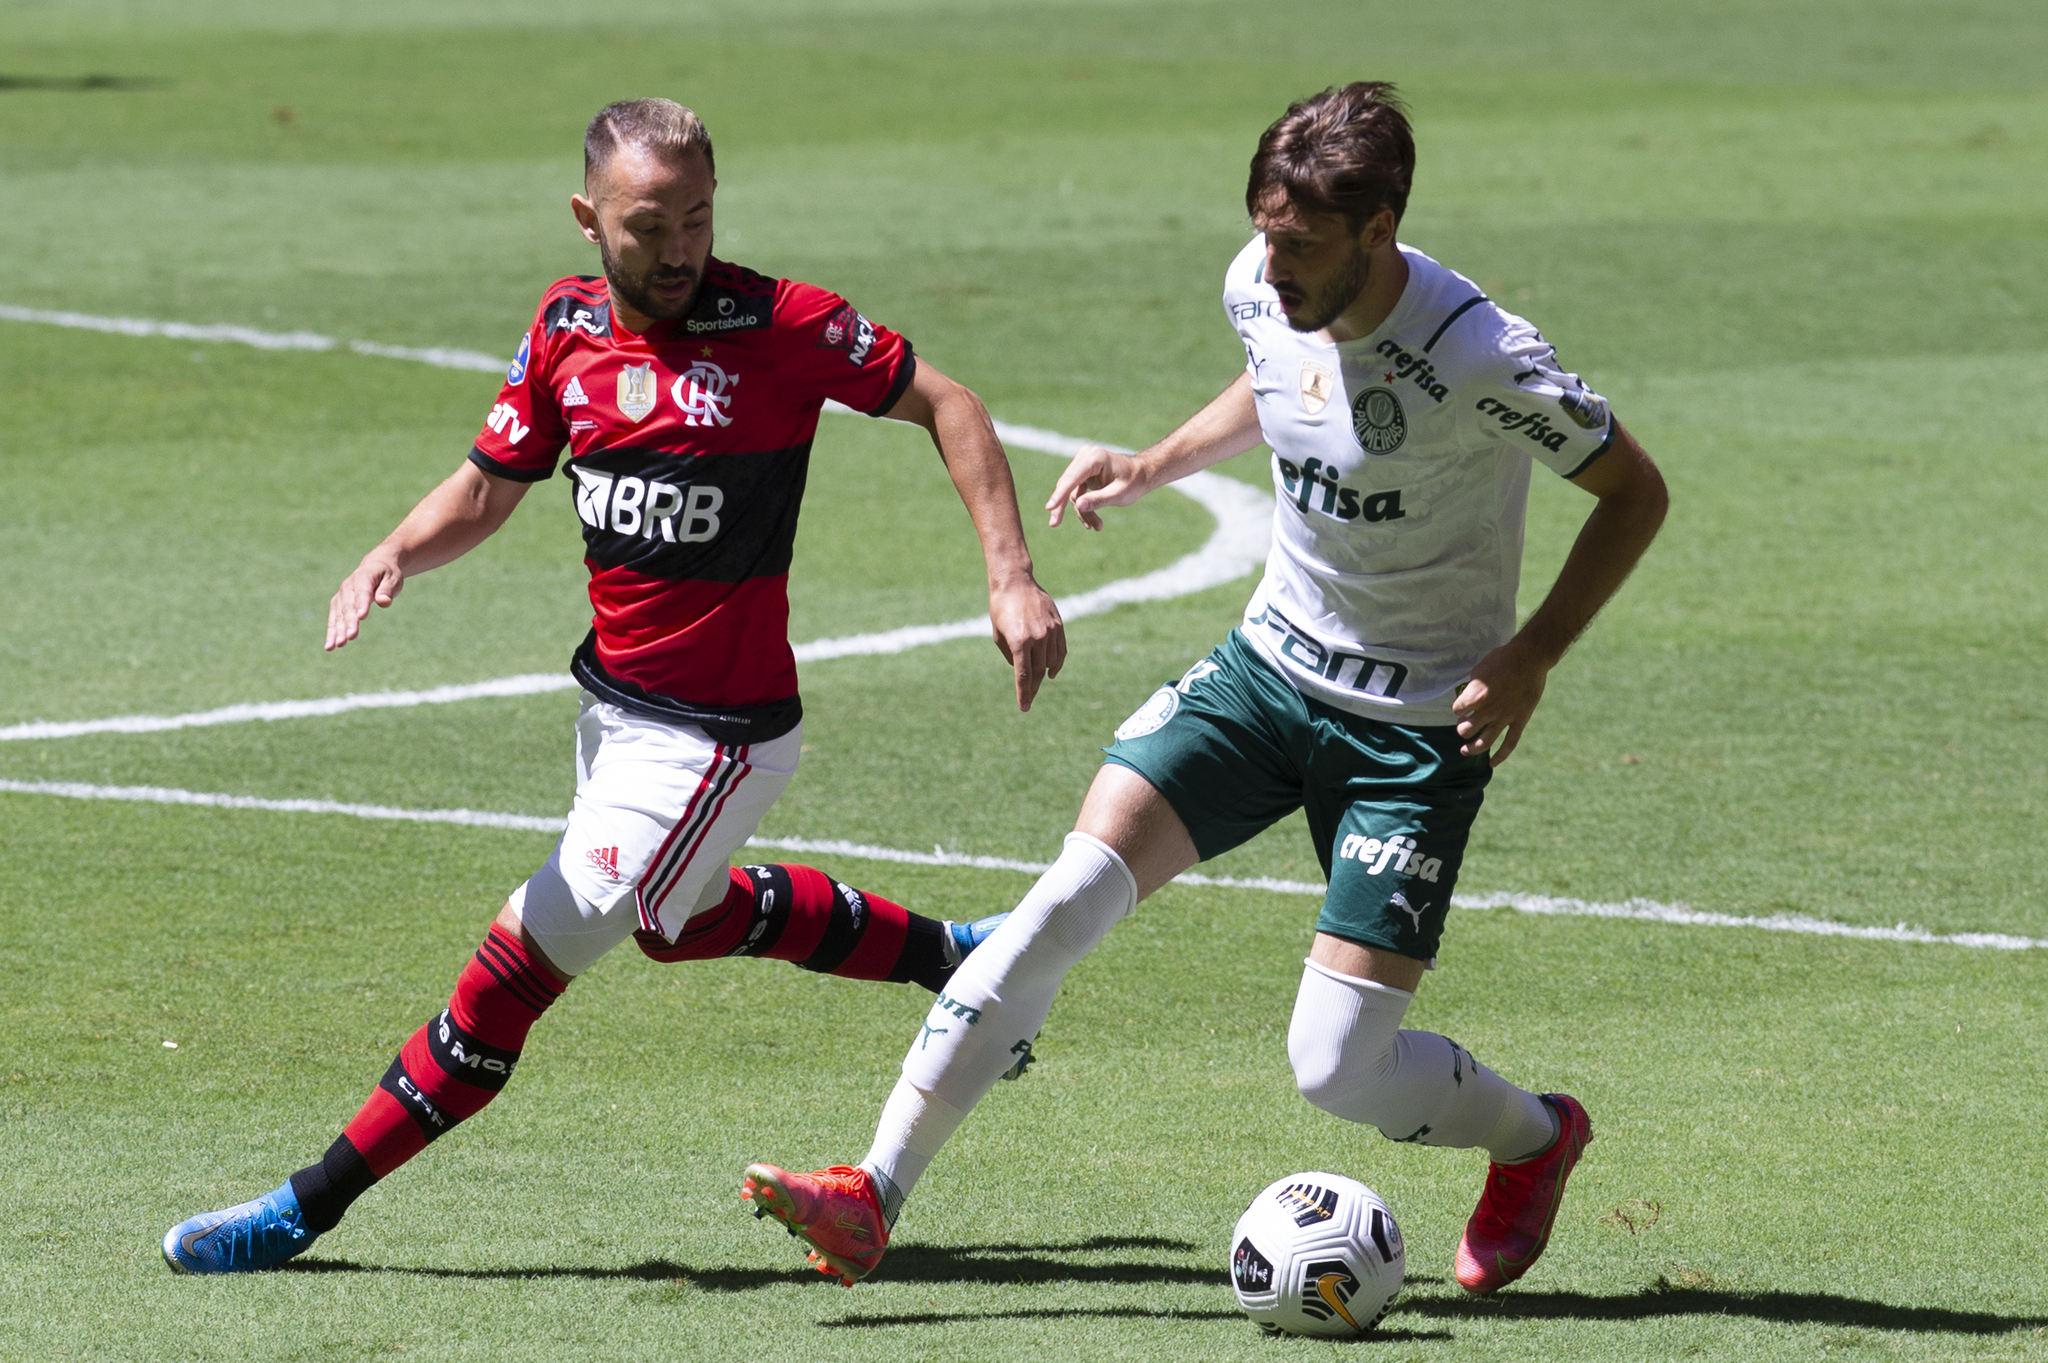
671,359,738,428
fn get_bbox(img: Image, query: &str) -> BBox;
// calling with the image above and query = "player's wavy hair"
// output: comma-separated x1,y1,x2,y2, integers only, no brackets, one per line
584,98,716,184
1246,82,1414,228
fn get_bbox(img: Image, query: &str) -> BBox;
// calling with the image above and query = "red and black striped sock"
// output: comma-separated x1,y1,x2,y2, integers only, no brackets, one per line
635,864,954,991
288,926,565,1234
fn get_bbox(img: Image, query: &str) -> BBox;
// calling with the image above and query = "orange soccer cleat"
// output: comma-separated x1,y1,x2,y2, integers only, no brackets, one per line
1454,1093,1594,1295
741,1161,889,1287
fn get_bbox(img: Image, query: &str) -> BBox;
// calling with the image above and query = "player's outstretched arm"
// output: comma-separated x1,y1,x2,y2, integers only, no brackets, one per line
1047,371,1262,530
882,362,1066,711
1452,421,1668,764
324,460,531,652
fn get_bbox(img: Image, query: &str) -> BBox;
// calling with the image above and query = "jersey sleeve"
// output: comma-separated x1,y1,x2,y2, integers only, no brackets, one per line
777,281,916,417
1222,235,1272,378
468,297,571,483
1464,319,1616,479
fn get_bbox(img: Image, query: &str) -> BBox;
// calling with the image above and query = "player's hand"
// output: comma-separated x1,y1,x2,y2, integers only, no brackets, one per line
1452,638,1552,766
1046,444,1148,531
989,578,1066,711
325,552,405,652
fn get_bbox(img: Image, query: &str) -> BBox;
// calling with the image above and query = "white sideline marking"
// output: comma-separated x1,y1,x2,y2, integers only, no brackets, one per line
0,303,510,372
4,778,2041,953
18,306,2027,957
0,304,1268,744
0,675,576,742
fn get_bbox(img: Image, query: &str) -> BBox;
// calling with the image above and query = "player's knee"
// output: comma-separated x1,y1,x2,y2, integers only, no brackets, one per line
490,899,573,982
506,854,633,979
1289,1049,1354,1117
1287,959,1413,1129
1290,1054,1431,1140
1025,833,1139,960
1288,1029,1394,1122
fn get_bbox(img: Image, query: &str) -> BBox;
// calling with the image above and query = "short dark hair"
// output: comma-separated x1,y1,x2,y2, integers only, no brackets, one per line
1245,82,1414,227
584,98,715,184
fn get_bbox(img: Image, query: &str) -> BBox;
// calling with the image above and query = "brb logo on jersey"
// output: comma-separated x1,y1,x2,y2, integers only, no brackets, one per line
571,467,725,543
671,359,738,427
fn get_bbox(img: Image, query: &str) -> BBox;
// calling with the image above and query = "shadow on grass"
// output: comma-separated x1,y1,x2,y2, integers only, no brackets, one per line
287,1233,1248,1291
1398,1284,2046,1337
819,1305,1448,1341
820,1283,2040,1341
283,1253,2034,1339
0,74,166,92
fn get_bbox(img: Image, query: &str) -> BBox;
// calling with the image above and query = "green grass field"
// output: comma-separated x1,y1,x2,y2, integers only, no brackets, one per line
3,2,2045,1359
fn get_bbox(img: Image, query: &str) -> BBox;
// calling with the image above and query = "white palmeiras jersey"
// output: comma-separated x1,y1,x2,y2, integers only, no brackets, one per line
1228,237,1617,727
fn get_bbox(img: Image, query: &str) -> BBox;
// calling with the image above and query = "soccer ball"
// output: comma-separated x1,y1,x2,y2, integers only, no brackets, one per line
1228,1172,1404,1337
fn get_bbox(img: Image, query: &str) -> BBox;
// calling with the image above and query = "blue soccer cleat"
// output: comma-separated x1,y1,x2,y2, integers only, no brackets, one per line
940,913,1036,1080
162,1181,316,1274
946,912,1009,963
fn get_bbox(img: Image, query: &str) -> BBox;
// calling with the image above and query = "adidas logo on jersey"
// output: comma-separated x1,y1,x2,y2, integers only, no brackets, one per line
562,375,591,408
585,845,622,881
1475,396,1569,452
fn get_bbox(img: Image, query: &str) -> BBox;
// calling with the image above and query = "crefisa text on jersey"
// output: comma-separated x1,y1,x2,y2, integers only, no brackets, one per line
1276,456,1407,524
1372,338,1449,402
1473,396,1571,452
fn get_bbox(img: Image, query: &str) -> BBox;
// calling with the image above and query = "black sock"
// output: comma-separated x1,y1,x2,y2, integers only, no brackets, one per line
288,1134,376,1236
898,913,955,993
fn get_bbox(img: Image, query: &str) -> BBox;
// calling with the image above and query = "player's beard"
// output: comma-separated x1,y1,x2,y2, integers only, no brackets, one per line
1282,245,1371,334
598,231,707,322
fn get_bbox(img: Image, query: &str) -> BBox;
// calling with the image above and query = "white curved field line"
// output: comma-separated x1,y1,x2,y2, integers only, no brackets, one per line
0,304,1269,743
3,305,2033,955
2,777,2040,951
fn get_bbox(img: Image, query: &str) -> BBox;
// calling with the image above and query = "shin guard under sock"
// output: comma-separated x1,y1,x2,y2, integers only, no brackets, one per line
865,833,1138,1209
289,926,564,1232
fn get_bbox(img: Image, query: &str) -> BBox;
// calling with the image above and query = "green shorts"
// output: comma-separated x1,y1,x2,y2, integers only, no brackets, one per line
1103,630,1491,961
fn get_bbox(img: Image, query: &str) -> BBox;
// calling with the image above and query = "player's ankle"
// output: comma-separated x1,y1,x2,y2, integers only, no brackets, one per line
860,1161,905,1230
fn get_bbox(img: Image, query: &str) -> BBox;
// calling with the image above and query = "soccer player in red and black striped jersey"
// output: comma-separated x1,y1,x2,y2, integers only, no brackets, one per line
161,98,1065,1274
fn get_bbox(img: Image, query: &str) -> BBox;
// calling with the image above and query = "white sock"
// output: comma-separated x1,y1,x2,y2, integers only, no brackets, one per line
1288,958,1556,1160
860,1078,963,1227
859,832,1138,1214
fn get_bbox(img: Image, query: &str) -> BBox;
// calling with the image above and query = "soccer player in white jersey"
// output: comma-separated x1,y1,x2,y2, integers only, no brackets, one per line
744,82,1667,1295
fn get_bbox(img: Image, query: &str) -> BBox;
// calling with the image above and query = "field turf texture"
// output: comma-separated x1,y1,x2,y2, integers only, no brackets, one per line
1,2,2044,1360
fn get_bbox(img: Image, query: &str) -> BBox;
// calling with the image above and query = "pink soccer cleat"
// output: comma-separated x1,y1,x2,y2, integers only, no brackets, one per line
741,1162,889,1286
1454,1093,1593,1295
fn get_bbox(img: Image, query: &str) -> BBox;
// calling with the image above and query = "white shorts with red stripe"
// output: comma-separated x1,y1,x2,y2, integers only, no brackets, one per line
507,691,801,976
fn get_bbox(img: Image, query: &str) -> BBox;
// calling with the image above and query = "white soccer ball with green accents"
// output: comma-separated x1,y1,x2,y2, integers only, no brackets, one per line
1228,1172,1404,1337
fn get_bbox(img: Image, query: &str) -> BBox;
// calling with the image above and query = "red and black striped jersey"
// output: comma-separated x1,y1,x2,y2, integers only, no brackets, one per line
468,260,915,742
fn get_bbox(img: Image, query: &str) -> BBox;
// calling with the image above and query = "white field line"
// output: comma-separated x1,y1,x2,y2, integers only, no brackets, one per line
4,777,2041,953
0,304,1268,744
18,305,2031,957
